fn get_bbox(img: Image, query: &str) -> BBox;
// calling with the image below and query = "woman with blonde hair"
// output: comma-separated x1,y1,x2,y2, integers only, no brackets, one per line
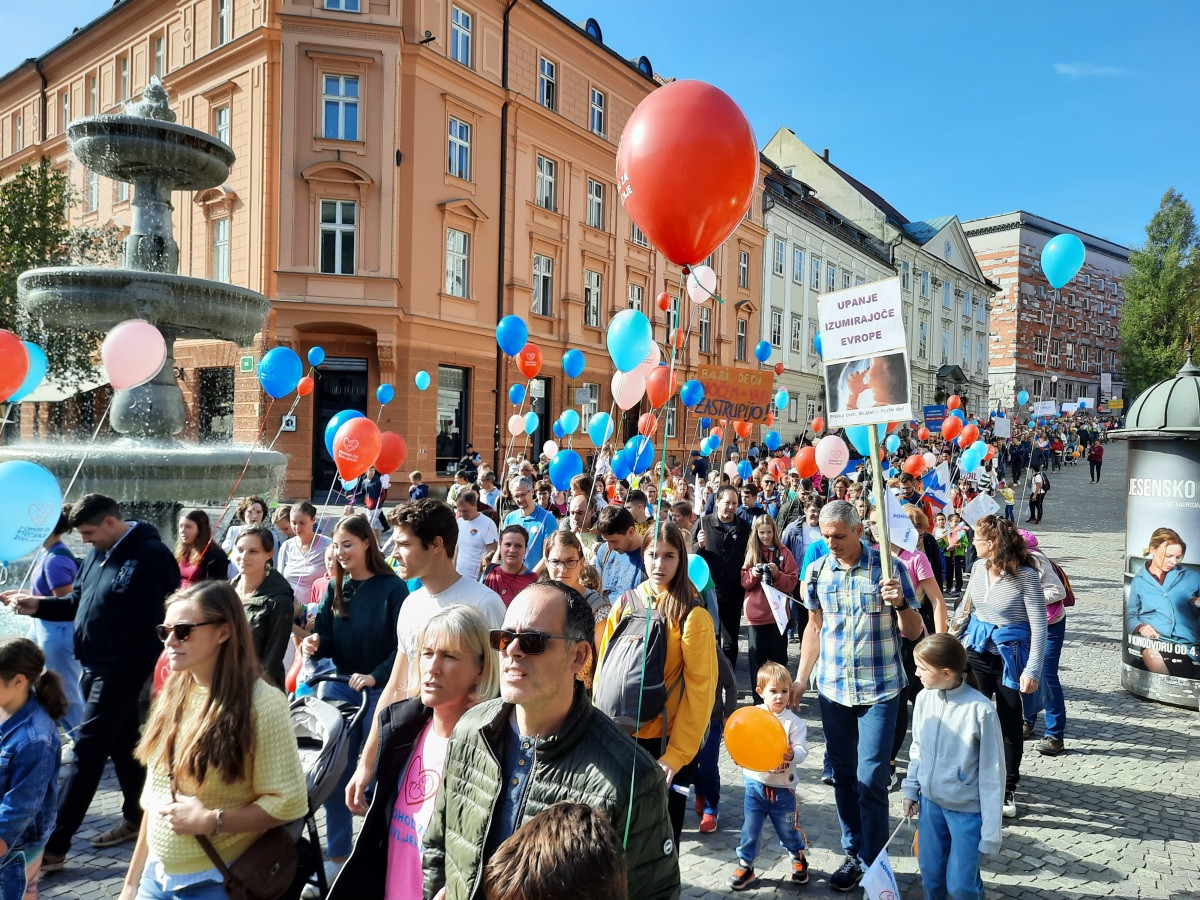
121,582,307,899
740,515,799,700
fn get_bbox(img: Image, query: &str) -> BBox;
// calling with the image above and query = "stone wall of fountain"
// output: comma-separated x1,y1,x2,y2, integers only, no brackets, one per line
0,79,286,538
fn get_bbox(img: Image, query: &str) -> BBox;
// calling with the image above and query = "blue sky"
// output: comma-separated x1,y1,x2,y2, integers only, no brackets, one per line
5,0,1196,247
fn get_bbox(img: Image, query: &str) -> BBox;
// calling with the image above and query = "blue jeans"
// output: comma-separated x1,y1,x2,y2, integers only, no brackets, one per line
917,796,985,900
1004,504,1014,523
693,722,722,816
1022,615,1066,740
736,779,805,864
137,866,227,899
30,620,84,739
317,680,381,859
818,693,899,866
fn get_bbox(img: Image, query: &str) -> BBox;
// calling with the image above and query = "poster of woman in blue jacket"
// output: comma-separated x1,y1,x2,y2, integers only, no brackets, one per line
1126,527,1200,677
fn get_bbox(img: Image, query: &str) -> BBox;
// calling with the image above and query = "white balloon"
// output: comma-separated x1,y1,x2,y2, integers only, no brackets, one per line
923,451,937,469
687,265,718,304
542,440,559,459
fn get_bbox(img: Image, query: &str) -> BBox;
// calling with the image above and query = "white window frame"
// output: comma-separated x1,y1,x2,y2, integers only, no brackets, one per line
584,269,602,328
770,309,783,347
322,74,360,141
86,170,99,212
627,283,643,312
212,218,230,282
739,250,750,288
827,263,837,292
805,398,818,425
216,0,232,46
943,280,951,308
976,338,984,373
772,238,785,276
214,105,231,146
324,0,361,9
921,270,930,298
319,199,356,275
630,222,649,248
586,178,604,230
811,256,822,291
792,247,804,284
532,253,554,317
590,88,606,137
535,155,557,211
699,307,712,352
61,91,70,133
448,116,471,180
154,35,166,77
1034,336,1047,366
737,318,747,360
664,397,678,439
450,6,472,67
88,75,98,115
843,271,851,290
790,315,802,353
119,55,130,103
918,318,928,358
941,326,949,364
538,57,556,110
902,260,910,290
445,228,469,297
961,330,970,367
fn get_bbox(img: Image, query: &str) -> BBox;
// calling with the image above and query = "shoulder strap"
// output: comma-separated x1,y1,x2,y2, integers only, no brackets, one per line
194,835,236,882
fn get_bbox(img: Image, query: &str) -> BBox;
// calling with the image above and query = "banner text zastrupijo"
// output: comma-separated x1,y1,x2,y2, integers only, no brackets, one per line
693,364,774,423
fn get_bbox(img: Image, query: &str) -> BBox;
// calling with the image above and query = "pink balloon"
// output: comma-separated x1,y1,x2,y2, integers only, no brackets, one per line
507,414,524,437
102,320,167,389
923,451,938,469
633,341,662,378
814,435,850,479
612,371,646,411
686,265,718,304
543,440,559,459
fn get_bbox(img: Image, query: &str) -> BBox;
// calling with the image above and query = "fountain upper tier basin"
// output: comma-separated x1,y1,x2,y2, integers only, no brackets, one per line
67,116,234,191
18,267,270,343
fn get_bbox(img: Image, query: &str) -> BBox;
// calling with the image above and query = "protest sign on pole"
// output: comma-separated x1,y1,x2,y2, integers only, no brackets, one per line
883,490,919,551
693,364,773,423
1033,400,1058,417
960,492,1001,528
992,416,1011,438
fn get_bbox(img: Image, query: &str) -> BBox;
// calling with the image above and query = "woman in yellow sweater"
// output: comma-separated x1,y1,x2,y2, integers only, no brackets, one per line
596,521,717,844
120,581,308,899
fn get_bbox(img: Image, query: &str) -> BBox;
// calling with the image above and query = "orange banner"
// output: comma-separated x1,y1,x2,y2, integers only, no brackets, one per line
694,365,774,423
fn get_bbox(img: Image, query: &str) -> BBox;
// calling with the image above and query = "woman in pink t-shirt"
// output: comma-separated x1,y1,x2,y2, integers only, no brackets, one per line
328,605,499,899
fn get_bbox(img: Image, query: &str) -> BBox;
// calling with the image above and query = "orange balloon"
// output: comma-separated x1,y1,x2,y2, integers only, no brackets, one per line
723,706,787,771
645,366,678,408
984,444,996,462
941,417,963,440
656,291,672,312
765,411,776,426
375,431,407,473
733,420,752,440
297,375,315,397
795,446,818,477
606,484,616,499
333,417,382,480
811,417,825,434
959,424,980,448
669,328,686,349
946,394,962,410
917,426,930,441
516,343,543,379
637,412,659,436
710,427,724,440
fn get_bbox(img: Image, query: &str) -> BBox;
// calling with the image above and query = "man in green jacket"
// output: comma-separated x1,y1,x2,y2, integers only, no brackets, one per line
423,582,679,900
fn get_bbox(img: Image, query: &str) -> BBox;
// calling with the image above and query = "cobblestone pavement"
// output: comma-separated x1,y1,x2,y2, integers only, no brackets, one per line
41,440,1200,899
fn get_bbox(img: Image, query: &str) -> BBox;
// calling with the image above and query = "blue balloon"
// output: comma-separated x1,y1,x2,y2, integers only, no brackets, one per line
509,383,526,405
524,411,539,435
885,434,901,454
952,409,966,422
1017,390,1030,405
562,349,586,379
342,479,359,491
559,409,581,435
754,340,772,363
257,347,303,399
699,417,713,431
7,341,47,403
610,451,633,481
687,553,711,591
496,315,529,356
775,389,790,411
414,370,431,391
680,379,705,408
307,346,326,367
764,431,782,452
552,421,566,439
1041,233,1087,290
699,440,714,457
845,424,883,456
606,309,654,372
376,383,395,405
588,411,614,446
624,436,655,474
324,409,365,458
737,460,753,480
548,449,584,491
0,461,62,564
1078,399,1087,409
996,410,1006,418
813,332,823,358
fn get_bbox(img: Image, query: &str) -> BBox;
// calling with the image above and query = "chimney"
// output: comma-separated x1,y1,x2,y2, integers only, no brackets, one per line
822,148,830,162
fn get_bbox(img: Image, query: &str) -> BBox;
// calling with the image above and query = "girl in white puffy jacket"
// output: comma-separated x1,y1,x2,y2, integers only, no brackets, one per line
901,635,1005,900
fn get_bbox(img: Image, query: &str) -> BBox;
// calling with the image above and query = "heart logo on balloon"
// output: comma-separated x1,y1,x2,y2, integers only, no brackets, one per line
343,439,360,452
28,501,53,526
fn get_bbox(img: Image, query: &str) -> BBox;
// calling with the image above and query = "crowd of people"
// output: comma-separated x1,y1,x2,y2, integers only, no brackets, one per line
0,410,1106,898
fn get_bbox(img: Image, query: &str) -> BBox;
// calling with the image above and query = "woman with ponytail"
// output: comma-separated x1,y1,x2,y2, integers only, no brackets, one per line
0,637,68,899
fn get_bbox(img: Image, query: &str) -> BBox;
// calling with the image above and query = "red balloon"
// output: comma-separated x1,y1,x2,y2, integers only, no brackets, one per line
946,394,962,410
917,426,930,441
516,343,543,380
733,420,753,440
984,444,996,462
0,329,29,402
616,80,758,265
375,431,407,474
670,328,687,349
285,651,304,694
297,375,315,397
958,424,980,448
152,648,171,697
656,291,672,312
765,411,776,426
333,417,382,480
710,426,724,439
645,366,678,408
774,362,785,376
637,413,659,436
811,417,825,435
795,446,818,478
902,455,927,477
941,417,963,440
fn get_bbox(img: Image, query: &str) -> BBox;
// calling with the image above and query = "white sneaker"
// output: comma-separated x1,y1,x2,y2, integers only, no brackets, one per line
60,742,76,767
1002,791,1017,818
301,860,345,899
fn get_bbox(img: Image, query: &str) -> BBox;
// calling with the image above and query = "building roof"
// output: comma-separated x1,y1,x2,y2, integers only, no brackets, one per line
903,216,958,246
823,158,910,229
961,210,1131,263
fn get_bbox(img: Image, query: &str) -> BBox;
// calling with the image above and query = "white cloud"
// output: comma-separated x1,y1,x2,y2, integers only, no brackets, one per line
1053,62,1127,78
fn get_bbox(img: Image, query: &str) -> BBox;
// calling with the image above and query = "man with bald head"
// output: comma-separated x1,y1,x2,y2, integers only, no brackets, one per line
423,582,679,899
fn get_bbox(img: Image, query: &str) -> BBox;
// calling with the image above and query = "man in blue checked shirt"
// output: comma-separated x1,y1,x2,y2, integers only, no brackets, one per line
793,500,923,893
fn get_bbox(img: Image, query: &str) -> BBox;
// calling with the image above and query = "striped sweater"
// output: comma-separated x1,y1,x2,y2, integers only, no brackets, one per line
965,560,1048,678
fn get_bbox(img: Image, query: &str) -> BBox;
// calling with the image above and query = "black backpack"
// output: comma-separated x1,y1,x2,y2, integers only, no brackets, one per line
593,588,685,741
1040,472,1050,492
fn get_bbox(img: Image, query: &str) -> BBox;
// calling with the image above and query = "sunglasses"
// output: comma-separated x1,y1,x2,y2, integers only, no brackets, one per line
156,620,225,642
489,629,572,655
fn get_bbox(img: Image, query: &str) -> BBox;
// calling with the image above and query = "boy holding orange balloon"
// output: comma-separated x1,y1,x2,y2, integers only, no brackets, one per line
729,662,810,891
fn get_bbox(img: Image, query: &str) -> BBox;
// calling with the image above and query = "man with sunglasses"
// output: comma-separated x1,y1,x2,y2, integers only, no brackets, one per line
423,582,679,900
4,493,180,872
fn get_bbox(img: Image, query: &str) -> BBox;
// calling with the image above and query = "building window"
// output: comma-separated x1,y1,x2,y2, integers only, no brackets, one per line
921,270,929,298
902,260,910,290
436,365,469,476
670,295,681,333
212,218,230,282
856,276,865,286
216,0,232,46
698,307,711,353
117,180,129,203
792,247,804,284
963,293,972,320
843,271,851,290
214,105,230,146
586,179,604,230
918,318,928,357
323,75,360,140
583,270,602,327
664,397,678,439
86,171,99,212
941,326,949,364
943,280,951,308
805,397,817,424
535,155,556,211
13,115,21,152
325,0,360,10
445,228,469,297
88,76,98,115
1032,377,1043,397
1049,339,1061,367
1037,284,1046,299
627,283,643,312
532,253,554,316
448,116,471,180
736,319,747,361
790,315,802,353
319,199,356,275
119,56,130,103
590,88,606,136
1049,378,1058,398
630,222,648,247
1034,336,1047,366
739,250,750,289
961,331,970,367
154,35,166,77
977,300,985,323
770,310,782,347
976,338,984,373
811,256,822,291
538,57,556,110
580,382,599,426
772,238,785,276
450,6,472,66
827,264,837,292
61,92,70,132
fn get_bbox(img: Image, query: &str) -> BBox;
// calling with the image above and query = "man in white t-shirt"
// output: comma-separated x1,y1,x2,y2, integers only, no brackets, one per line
454,490,499,579
346,499,504,814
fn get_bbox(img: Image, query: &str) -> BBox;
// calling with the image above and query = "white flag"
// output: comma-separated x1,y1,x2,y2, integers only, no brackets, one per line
884,490,919,552
762,583,793,636
959,492,1000,528
860,848,902,900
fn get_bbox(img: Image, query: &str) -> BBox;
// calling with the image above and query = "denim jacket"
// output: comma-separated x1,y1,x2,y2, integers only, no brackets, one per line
0,696,61,854
962,619,1031,691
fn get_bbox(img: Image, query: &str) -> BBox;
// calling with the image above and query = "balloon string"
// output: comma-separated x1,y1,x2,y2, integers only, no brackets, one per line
576,398,617,534
212,397,276,539
314,472,343,539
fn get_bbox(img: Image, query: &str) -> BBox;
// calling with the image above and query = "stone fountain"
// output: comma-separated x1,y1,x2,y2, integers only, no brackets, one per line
3,78,286,537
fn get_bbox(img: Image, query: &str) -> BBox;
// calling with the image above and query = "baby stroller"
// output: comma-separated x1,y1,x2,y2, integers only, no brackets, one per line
288,673,371,899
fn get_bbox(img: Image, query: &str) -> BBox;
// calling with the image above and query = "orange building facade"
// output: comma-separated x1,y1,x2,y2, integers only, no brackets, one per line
0,0,764,498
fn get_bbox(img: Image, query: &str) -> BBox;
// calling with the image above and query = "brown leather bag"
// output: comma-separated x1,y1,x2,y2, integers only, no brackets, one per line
194,828,298,900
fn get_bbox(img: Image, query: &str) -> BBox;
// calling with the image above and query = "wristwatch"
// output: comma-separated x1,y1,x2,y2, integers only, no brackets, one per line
892,598,910,611
212,808,225,836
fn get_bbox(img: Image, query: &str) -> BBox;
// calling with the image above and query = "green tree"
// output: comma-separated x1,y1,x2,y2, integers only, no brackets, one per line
0,157,121,390
1119,188,1200,401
